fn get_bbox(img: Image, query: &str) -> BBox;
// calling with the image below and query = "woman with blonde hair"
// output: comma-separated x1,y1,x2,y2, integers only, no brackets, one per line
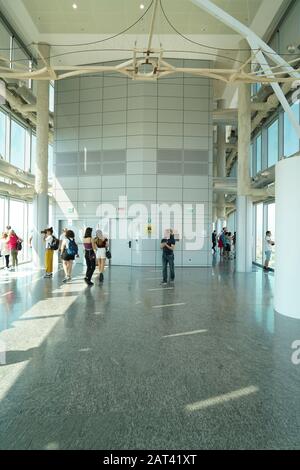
94,229,108,284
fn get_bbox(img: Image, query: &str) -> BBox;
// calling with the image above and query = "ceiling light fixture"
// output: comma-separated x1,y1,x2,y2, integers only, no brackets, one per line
72,3,78,9
140,3,145,9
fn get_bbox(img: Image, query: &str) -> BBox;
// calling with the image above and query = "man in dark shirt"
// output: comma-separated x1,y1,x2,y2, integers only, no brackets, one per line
160,229,176,285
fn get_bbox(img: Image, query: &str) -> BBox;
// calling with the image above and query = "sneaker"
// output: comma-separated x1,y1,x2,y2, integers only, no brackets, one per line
161,281,168,286
62,277,68,283
67,276,71,281
99,273,104,283
87,281,94,286
44,273,50,278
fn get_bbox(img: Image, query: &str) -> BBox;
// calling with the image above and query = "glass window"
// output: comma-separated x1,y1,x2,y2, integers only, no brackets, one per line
10,120,26,169
48,144,53,180
255,203,263,264
49,83,55,113
267,203,276,268
284,102,299,157
0,21,11,62
0,110,6,158
9,199,25,262
12,39,30,88
267,119,279,167
256,134,262,173
31,134,36,173
0,197,5,230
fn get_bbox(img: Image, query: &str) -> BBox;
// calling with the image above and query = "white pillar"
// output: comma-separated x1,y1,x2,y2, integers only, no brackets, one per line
275,155,300,318
216,99,226,221
236,195,252,272
236,49,253,273
217,218,226,235
32,44,50,268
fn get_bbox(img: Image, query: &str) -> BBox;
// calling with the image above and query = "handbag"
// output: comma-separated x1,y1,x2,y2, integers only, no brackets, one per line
16,240,22,251
106,249,111,260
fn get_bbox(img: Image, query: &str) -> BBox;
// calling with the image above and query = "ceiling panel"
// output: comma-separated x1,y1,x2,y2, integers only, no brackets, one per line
21,0,264,35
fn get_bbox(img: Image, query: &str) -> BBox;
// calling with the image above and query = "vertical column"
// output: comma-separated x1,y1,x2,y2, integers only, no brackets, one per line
32,43,50,268
236,46,253,273
275,156,300,318
216,99,226,231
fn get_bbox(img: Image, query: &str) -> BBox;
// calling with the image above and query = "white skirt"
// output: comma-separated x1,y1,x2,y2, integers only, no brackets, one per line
96,247,106,259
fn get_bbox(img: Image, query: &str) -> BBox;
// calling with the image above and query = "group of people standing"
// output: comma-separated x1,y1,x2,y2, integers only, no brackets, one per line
212,227,275,272
212,228,236,260
42,226,109,286
0,226,23,271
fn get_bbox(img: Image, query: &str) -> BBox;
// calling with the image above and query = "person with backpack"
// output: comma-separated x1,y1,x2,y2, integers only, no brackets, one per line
7,230,22,271
95,229,108,284
43,227,55,278
60,229,78,283
83,227,97,286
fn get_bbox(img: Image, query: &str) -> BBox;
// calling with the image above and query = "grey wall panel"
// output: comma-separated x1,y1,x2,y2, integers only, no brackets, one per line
80,87,102,102
79,150,101,164
103,98,126,112
54,60,213,266
80,100,102,114
102,162,126,175
102,150,126,162
157,149,182,162
56,90,80,104
80,76,103,90
55,165,78,177
56,78,79,92
56,115,79,128
103,110,126,124
157,162,182,175
79,126,102,140
79,113,102,127
183,163,209,175
56,152,79,165
79,163,101,176
184,150,209,162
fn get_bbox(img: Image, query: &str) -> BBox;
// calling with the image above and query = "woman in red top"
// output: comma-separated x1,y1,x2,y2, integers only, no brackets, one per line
7,230,22,271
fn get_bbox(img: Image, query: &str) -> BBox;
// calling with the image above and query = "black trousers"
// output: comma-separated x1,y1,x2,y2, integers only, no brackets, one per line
5,255,9,268
162,254,175,282
85,251,96,281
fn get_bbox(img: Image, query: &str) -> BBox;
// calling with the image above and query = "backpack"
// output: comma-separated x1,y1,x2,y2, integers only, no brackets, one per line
50,236,59,251
16,239,22,251
66,238,78,257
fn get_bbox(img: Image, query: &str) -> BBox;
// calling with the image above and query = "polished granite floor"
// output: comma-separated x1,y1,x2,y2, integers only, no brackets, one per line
0,259,300,450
